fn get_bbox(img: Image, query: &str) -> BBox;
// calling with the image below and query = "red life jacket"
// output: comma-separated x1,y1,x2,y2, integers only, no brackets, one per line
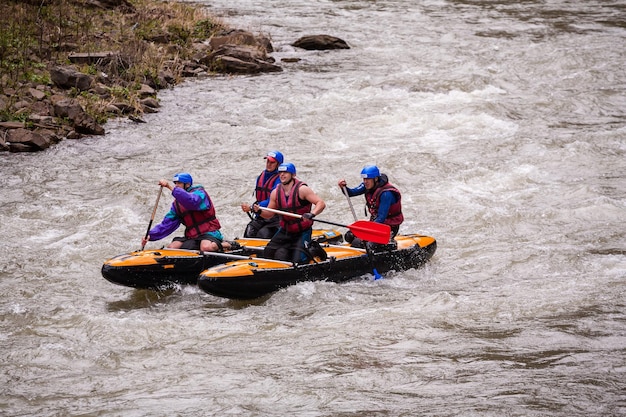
276,179,313,233
174,185,221,238
365,182,404,226
254,170,280,202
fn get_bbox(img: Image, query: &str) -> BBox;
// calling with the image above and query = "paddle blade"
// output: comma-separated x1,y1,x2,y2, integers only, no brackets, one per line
348,220,391,245
373,268,382,280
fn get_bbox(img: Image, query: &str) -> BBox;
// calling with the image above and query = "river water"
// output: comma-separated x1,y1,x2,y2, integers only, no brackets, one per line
1,0,625,415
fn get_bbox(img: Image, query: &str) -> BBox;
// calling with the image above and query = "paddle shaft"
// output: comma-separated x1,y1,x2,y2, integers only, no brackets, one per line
257,206,391,244
342,186,382,279
201,250,294,265
141,185,163,250
259,206,345,228
342,186,358,222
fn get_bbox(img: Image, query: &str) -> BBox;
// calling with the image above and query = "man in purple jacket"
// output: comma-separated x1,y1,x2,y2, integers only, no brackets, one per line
141,172,230,252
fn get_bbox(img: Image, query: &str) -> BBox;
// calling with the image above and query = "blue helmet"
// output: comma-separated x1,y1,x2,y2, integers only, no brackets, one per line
264,150,284,164
278,162,296,175
360,165,380,179
173,172,193,185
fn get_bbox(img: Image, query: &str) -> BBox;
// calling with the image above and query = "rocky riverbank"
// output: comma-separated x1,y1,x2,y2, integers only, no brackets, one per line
0,0,348,153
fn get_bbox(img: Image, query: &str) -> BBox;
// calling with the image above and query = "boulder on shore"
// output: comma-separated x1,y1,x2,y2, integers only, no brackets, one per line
4,127,61,152
52,98,105,136
50,66,95,91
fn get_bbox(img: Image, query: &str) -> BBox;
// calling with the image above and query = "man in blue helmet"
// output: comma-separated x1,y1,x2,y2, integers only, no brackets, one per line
253,162,326,263
338,165,404,247
240,150,284,238
141,172,231,252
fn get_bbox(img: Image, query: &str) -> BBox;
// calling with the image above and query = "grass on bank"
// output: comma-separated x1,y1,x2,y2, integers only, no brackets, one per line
0,0,224,123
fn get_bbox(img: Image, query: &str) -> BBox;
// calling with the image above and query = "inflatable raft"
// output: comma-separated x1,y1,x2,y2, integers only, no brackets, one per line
101,229,343,290
197,234,436,300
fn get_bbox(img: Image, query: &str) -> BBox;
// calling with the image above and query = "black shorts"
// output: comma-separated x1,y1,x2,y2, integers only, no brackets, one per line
172,233,223,251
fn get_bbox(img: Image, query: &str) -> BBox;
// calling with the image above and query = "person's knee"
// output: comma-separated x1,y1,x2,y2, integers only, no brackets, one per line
200,241,219,252
258,227,276,239
244,223,258,238
275,248,291,261
350,238,364,248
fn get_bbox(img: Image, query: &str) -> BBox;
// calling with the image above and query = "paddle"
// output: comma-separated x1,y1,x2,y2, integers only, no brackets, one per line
258,206,391,245
141,185,163,250
342,186,382,280
201,250,294,265
342,185,358,221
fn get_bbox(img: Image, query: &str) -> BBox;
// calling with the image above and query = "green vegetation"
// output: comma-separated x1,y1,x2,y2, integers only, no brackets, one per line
0,0,225,123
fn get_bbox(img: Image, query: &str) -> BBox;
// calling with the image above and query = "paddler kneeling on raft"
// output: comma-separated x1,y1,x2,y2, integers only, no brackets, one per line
142,172,232,252
252,162,326,263
338,164,403,250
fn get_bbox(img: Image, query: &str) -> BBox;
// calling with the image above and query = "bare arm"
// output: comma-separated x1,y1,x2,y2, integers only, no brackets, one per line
299,185,325,216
